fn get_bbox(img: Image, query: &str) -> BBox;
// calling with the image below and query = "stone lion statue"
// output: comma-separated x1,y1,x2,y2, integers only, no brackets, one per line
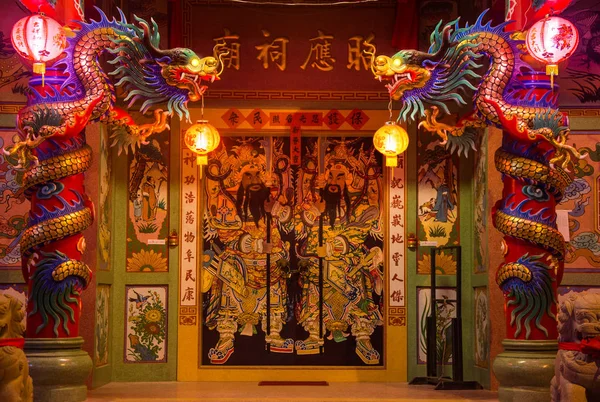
551,292,600,402
0,294,33,402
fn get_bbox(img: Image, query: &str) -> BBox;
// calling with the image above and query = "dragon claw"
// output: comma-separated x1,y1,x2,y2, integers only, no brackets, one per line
419,106,457,143
3,136,41,170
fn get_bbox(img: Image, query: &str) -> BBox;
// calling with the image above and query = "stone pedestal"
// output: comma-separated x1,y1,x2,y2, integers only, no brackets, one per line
493,339,557,402
25,337,92,402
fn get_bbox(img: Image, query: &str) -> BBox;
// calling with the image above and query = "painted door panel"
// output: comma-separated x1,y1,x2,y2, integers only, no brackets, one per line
201,135,385,366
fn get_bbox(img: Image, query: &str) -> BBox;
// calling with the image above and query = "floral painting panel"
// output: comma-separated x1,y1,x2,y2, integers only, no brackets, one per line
95,285,110,367
417,287,456,367
126,128,169,272
125,286,167,363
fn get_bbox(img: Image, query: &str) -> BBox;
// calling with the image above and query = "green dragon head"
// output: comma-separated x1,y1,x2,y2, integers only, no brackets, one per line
370,20,486,123
56,8,226,122
141,26,221,103
372,26,453,103
107,13,223,119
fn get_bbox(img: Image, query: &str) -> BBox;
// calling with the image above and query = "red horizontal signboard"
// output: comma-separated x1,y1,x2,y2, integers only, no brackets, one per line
184,2,398,96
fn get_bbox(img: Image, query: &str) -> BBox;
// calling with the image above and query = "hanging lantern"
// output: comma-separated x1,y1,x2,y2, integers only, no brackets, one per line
184,120,221,168
525,15,579,88
373,121,409,167
11,13,65,85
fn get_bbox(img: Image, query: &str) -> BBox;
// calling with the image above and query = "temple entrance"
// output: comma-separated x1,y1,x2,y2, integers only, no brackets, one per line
175,109,408,381
201,134,385,367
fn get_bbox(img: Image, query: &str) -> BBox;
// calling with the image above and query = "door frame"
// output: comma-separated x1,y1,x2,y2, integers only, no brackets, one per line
174,107,409,381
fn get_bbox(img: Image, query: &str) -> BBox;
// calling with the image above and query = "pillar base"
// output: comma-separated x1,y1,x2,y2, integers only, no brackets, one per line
25,337,92,402
493,339,557,402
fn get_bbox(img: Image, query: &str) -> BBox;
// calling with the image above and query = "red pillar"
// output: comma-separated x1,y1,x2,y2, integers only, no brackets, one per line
491,1,572,400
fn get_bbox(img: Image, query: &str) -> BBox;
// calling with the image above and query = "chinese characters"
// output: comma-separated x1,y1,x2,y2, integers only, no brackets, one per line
214,29,241,70
213,29,376,71
256,30,288,71
301,30,335,71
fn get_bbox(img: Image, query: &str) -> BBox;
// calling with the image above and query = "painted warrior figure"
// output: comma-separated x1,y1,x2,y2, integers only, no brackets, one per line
294,140,384,364
202,140,293,364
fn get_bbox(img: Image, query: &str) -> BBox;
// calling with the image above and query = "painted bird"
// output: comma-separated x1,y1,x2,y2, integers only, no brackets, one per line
129,290,149,309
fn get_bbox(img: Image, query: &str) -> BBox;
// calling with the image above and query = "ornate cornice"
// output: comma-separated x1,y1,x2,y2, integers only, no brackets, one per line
203,90,389,101
0,104,25,114
562,109,600,117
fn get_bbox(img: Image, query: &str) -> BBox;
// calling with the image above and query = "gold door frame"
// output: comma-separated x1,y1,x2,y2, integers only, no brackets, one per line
176,108,407,381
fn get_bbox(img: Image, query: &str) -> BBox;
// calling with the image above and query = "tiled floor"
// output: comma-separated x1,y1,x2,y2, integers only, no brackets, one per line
87,382,499,401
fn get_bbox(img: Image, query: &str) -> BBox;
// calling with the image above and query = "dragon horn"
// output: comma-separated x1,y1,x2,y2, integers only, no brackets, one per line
429,25,453,62
411,25,453,66
140,19,170,59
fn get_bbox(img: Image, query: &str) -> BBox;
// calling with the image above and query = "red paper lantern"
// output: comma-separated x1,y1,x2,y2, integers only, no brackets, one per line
11,13,66,83
526,16,579,87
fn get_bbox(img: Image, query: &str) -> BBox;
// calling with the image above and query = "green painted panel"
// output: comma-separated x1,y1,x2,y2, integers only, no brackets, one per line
407,123,486,387
107,126,179,381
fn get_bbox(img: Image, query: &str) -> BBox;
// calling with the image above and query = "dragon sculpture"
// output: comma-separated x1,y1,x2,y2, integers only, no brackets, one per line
370,10,583,340
2,8,221,337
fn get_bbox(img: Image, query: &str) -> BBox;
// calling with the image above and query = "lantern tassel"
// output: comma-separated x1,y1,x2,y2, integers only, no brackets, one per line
197,155,208,167
197,156,207,179
33,62,46,86
385,156,398,167
547,64,558,93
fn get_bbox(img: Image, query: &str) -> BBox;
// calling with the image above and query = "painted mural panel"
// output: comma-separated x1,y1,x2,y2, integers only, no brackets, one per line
95,285,110,367
474,287,490,368
126,130,170,272
0,284,27,328
125,285,167,363
416,130,460,275
560,0,600,106
0,2,29,104
202,135,384,366
559,133,600,271
417,287,456,367
0,130,27,268
98,127,112,271
474,134,488,274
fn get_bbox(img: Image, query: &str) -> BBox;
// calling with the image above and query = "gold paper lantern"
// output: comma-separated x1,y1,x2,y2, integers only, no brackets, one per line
373,121,409,167
184,120,220,166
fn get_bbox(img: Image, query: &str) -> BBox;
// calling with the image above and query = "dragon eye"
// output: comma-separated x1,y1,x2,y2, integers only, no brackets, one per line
392,58,402,67
191,58,200,67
